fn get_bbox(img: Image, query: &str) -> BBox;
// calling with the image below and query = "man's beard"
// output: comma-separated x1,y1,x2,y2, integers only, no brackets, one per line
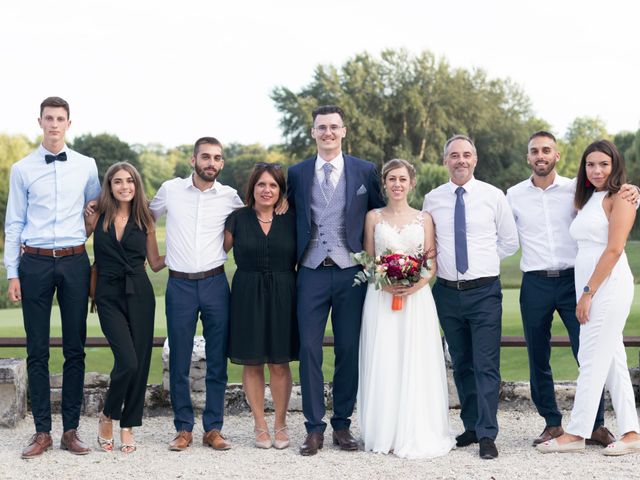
195,164,219,182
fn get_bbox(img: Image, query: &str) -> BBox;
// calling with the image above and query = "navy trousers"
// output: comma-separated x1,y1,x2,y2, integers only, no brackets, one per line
297,265,367,433
166,274,230,433
520,272,605,429
433,278,502,440
19,251,90,433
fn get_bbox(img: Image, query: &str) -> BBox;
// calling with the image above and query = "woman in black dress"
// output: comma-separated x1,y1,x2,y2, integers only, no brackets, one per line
224,163,298,449
85,162,164,453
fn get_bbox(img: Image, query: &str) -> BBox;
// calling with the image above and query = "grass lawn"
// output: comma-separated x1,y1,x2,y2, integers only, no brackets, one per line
1,286,638,384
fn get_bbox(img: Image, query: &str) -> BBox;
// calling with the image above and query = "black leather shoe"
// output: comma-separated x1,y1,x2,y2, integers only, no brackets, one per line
479,437,498,459
456,430,478,447
332,429,358,451
300,432,324,456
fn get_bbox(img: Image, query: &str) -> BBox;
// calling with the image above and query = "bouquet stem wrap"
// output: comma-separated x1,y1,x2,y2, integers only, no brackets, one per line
391,294,404,311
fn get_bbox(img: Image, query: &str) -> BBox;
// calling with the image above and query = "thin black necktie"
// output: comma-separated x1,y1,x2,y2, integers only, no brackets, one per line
45,152,67,164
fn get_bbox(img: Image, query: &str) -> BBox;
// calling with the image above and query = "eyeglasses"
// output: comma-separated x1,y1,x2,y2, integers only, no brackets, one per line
313,124,345,133
255,162,282,169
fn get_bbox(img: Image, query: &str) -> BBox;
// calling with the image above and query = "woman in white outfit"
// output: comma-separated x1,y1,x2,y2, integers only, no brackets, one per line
358,159,455,459
538,140,640,455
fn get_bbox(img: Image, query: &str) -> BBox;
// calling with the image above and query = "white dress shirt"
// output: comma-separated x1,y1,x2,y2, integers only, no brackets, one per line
423,178,519,281
315,152,344,187
149,176,244,273
506,174,578,272
3,144,101,278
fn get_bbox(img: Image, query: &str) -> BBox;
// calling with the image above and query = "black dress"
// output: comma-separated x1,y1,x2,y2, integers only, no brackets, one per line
226,207,298,365
93,214,156,427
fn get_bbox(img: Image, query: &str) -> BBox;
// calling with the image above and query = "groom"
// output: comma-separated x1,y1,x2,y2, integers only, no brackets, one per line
287,105,384,456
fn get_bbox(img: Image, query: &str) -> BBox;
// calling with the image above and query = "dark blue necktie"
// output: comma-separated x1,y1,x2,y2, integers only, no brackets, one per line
454,186,468,274
45,152,67,164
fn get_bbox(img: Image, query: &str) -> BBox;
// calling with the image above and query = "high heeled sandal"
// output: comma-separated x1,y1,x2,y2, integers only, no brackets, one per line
254,427,272,449
97,414,114,452
120,427,137,453
273,425,289,450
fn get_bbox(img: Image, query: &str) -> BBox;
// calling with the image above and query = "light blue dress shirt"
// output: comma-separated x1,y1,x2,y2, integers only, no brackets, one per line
3,144,101,278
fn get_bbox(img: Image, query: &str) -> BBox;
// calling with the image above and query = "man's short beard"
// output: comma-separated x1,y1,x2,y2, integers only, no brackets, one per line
195,165,219,182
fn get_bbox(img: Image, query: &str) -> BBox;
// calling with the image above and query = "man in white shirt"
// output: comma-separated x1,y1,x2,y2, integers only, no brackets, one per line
150,137,243,452
506,131,618,447
4,97,100,458
423,135,519,460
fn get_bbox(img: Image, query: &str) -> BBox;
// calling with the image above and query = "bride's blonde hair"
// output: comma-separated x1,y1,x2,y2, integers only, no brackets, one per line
381,159,417,187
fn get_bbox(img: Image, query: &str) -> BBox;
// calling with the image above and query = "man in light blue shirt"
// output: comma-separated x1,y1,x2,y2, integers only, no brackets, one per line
4,97,100,458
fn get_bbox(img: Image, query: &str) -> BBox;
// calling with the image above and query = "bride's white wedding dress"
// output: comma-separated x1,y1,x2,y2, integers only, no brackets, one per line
357,211,455,459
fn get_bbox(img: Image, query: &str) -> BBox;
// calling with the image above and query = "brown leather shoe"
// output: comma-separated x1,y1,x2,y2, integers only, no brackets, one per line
332,428,358,451
203,430,231,450
169,430,193,451
532,425,564,446
21,432,53,459
300,432,324,456
60,429,91,455
587,426,615,447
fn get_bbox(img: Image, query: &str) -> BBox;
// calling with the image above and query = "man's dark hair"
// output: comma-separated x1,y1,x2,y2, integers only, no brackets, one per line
312,105,345,123
40,96,70,118
193,136,223,156
528,130,557,143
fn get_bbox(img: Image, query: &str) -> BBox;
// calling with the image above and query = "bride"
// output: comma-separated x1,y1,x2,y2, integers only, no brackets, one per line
357,159,455,459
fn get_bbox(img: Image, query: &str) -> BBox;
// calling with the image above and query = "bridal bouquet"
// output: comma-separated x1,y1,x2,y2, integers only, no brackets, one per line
351,249,433,311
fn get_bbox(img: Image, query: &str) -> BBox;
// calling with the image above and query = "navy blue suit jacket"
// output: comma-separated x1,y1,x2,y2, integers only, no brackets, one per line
287,154,385,263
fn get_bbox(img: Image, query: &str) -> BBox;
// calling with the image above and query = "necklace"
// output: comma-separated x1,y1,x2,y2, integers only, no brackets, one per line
257,217,273,224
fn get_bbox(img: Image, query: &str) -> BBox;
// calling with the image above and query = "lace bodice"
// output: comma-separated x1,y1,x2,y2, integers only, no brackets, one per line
373,210,425,257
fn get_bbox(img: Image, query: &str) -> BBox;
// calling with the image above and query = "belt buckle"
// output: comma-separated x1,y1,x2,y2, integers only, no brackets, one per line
52,249,60,258
191,271,206,280
322,258,334,267
547,270,560,278
456,280,463,290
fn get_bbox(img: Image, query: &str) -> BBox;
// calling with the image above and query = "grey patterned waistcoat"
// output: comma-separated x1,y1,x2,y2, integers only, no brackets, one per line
300,171,353,269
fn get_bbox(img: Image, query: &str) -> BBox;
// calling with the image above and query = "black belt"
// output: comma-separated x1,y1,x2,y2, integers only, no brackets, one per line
23,244,85,258
320,257,336,267
169,266,225,280
527,268,574,278
437,276,499,291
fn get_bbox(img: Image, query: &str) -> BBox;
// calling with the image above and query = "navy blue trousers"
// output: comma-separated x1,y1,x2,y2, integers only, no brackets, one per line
165,274,230,433
19,251,90,433
297,265,366,433
520,272,604,428
433,278,502,440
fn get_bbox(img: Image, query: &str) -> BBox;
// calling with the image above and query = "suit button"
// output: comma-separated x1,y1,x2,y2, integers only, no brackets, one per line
327,248,332,252
322,241,327,245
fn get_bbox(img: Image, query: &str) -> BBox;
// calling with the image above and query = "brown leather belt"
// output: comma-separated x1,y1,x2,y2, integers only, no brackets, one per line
23,245,86,258
169,265,225,280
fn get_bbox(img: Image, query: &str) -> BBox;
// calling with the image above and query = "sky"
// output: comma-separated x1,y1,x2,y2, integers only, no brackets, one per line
2,0,639,149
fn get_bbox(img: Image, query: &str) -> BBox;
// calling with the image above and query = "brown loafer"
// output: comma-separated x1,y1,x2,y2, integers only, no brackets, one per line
300,432,324,456
169,430,193,451
332,428,358,451
587,426,615,447
532,425,564,446
60,429,91,455
203,429,231,450
21,432,53,459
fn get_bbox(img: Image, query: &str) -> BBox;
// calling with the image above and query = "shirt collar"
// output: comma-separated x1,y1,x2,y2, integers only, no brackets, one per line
39,143,68,158
315,152,344,173
527,171,560,190
184,174,219,192
447,176,477,193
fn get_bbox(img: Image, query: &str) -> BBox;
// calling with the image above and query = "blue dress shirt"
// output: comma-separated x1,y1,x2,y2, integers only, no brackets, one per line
3,144,101,278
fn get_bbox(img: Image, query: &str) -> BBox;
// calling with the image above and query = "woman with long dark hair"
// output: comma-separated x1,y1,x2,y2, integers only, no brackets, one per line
538,140,640,455
85,162,165,453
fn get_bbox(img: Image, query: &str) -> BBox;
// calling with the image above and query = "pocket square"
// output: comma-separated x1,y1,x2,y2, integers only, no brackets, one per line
356,185,367,195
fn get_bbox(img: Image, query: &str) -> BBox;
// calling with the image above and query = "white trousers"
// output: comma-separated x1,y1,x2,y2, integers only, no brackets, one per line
566,266,639,438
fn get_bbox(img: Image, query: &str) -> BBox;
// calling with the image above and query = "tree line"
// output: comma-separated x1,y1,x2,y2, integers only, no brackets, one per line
1,48,639,241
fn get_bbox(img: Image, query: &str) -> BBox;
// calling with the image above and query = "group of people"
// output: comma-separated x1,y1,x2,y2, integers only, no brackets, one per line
4,97,639,461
